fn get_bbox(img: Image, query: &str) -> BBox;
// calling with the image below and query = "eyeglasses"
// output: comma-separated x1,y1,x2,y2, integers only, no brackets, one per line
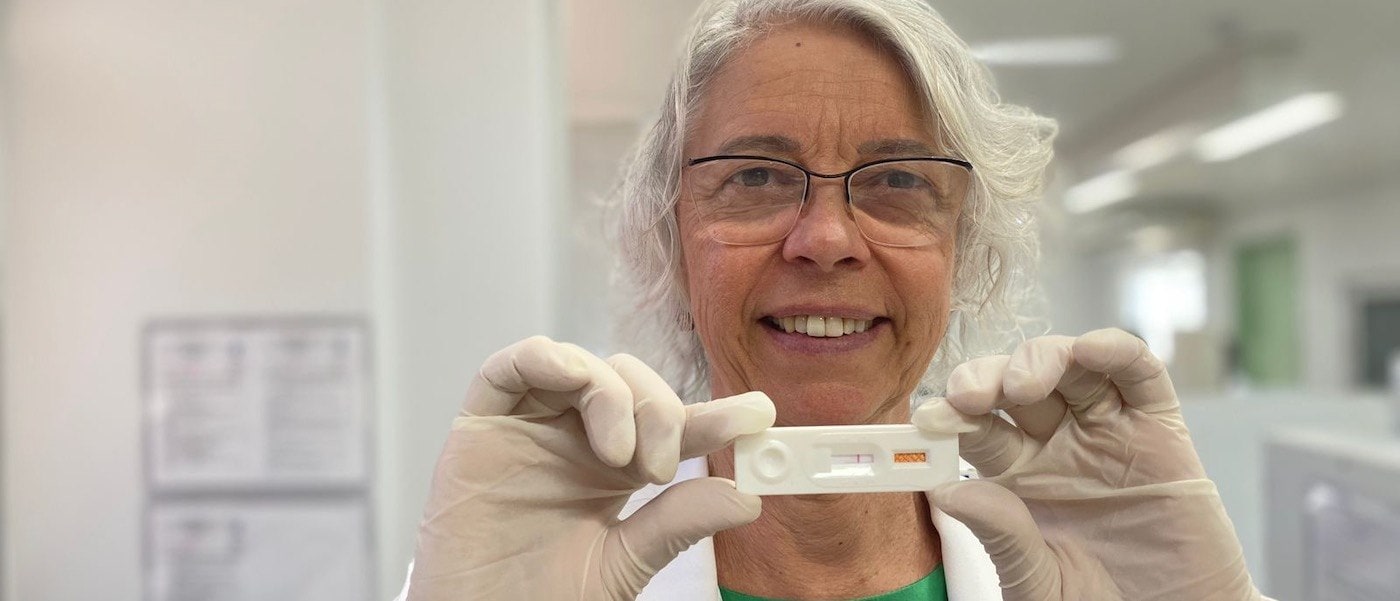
682,155,973,247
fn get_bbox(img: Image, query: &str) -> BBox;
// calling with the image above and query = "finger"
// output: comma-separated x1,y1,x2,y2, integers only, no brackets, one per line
1011,333,1119,421
678,391,776,460
945,355,1011,415
913,397,1031,478
911,397,983,434
1049,360,1113,416
1002,336,1074,442
931,480,1063,601
1003,336,1075,403
1072,328,1179,414
608,353,685,484
610,478,761,590
464,335,592,416
558,344,638,468
1004,398,1069,444
942,356,1047,475
960,412,1034,478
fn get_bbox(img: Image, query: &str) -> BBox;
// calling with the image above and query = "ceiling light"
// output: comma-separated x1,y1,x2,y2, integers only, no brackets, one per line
1064,170,1139,213
1131,225,1175,253
971,36,1119,66
1194,92,1344,162
1112,125,1202,171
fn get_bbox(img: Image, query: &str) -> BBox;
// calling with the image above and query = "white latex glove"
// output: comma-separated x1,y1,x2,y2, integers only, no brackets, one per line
407,336,775,600
914,328,1265,601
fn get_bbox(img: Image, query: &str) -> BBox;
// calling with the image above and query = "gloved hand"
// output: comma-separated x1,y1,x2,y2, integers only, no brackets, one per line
407,336,775,600
914,328,1265,601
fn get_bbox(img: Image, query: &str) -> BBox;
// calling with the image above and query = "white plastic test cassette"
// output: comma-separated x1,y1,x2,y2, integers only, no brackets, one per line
734,424,958,495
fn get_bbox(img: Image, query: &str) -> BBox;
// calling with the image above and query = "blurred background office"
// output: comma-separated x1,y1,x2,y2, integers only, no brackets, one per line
2,1,1398,600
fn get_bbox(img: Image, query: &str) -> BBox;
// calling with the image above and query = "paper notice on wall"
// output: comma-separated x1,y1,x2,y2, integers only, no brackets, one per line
145,319,369,490
147,498,372,601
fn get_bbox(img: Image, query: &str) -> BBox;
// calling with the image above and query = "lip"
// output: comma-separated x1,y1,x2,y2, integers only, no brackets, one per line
759,315,888,355
760,304,882,321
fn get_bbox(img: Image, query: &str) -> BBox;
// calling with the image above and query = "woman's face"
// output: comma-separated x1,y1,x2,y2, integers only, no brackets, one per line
678,21,963,426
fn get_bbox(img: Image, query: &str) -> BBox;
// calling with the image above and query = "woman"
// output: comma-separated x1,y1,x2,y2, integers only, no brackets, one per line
402,1,1269,599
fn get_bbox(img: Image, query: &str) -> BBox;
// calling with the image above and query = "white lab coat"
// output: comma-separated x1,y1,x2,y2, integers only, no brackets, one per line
394,457,1003,600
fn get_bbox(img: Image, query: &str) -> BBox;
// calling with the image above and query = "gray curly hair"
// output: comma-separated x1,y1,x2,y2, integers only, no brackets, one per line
607,0,1056,404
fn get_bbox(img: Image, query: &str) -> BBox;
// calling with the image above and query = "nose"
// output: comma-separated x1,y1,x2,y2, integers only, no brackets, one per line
781,176,871,271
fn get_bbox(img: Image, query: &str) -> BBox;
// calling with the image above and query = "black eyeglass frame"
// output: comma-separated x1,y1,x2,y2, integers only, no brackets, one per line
682,154,975,246
686,154,973,179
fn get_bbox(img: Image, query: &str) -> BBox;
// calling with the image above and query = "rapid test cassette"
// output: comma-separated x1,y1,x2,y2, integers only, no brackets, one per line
734,424,959,495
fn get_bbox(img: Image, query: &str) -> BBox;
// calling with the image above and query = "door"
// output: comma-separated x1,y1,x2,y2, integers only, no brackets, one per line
1235,237,1301,387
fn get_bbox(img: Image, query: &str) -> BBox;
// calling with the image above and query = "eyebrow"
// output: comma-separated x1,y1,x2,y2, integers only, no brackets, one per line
716,135,801,155
857,138,938,157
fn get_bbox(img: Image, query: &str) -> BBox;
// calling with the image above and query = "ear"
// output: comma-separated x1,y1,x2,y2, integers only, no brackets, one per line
668,210,696,322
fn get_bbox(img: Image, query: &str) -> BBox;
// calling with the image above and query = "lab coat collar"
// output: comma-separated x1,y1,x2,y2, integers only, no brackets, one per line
628,457,1002,601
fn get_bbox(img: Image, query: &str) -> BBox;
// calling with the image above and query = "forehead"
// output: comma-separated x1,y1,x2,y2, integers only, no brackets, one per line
688,20,936,159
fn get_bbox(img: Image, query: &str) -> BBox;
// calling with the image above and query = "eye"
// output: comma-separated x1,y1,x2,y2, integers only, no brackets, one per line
882,170,923,189
733,167,773,187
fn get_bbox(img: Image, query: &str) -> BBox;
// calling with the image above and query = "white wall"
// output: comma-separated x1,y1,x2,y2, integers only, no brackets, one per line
1040,235,1121,337
1,2,373,599
1046,179,1400,392
0,1,563,599
1213,186,1400,390
557,122,640,353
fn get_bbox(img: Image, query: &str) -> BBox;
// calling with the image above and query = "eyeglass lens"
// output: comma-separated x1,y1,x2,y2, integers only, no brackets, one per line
684,158,969,247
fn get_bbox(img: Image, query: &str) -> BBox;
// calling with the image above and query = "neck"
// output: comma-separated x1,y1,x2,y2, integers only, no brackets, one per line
709,448,941,600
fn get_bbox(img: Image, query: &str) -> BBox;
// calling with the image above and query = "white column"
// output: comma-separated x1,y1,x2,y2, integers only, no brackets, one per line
371,1,562,597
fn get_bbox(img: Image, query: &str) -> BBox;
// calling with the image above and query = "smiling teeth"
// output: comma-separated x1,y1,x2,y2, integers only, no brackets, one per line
774,316,873,338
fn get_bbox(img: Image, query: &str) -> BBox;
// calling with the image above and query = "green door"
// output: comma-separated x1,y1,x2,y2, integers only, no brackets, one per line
1235,237,1300,386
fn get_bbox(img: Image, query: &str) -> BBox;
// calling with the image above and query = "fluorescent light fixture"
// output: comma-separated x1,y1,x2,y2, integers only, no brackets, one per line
972,36,1118,66
1064,169,1139,213
1112,125,1202,171
1194,92,1344,162
1131,225,1175,253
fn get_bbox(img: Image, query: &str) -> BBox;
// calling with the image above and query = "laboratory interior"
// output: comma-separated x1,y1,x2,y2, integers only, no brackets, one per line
2,1,1398,600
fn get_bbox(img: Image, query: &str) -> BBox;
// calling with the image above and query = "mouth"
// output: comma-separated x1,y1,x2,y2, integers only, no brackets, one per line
762,314,885,338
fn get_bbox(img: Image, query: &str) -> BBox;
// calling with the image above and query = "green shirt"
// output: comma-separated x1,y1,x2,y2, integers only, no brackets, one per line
718,565,947,601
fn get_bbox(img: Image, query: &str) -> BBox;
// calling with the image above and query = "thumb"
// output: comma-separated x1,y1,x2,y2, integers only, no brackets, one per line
610,477,761,588
931,480,1062,601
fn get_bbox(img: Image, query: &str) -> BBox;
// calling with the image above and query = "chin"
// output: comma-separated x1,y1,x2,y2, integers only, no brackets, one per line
768,382,903,426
